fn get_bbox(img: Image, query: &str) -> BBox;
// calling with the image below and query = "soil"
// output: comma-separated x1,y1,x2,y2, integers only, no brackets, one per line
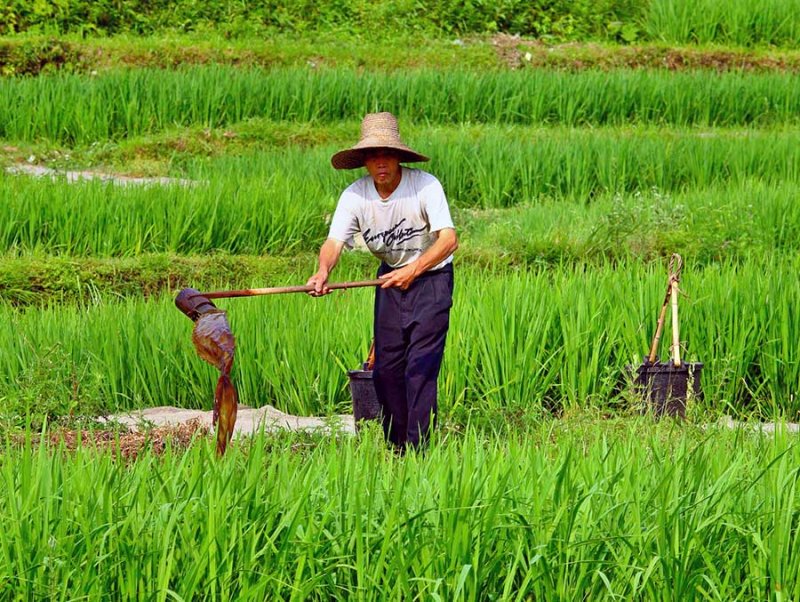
12,405,356,460
15,419,208,461
491,35,800,72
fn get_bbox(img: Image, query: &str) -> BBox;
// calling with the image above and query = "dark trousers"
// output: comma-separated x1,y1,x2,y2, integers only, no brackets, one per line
373,262,454,449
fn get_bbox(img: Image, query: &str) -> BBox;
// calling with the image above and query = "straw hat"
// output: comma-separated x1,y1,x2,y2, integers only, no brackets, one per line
331,112,429,170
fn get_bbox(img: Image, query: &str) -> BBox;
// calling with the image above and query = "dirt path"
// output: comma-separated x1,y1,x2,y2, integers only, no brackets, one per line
6,163,199,187
105,405,356,435
105,407,797,438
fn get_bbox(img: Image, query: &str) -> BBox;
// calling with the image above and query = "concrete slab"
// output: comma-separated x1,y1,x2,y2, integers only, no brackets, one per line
104,405,356,436
6,164,200,188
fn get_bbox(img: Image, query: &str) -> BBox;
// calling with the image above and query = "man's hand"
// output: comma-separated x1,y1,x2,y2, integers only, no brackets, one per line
379,263,420,290
308,239,345,297
306,270,331,297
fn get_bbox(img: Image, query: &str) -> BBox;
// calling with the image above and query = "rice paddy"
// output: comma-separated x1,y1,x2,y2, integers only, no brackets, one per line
2,10,800,598
3,68,800,145
3,257,798,426
3,424,800,600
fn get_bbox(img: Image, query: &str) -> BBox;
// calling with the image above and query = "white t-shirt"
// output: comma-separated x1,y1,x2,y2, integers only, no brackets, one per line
328,167,455,270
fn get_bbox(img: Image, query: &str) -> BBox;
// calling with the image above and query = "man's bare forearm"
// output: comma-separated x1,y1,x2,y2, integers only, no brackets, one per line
410,228,458,275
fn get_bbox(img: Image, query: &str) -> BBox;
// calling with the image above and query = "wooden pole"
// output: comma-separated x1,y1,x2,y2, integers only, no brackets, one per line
648,283,672,363
366,341,376,371
200,279,384,299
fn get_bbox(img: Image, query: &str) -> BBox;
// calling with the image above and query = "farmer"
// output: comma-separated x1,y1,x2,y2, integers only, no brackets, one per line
307,112,458,451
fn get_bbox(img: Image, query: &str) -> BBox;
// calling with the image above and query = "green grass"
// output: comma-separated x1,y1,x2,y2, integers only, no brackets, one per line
5,34,800,77
461,182,800,264
3,167,798,260
3,0,800,48
2,423,800,599
646,0,800,47
9,123,800,196
0,252,336,306
0,171,332,256
187,125,800,208
0,32,501,76
3,67,800,144
2,259,798,422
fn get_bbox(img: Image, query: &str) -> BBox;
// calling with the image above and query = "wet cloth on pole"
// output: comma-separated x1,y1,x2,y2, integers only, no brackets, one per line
373,262,453,449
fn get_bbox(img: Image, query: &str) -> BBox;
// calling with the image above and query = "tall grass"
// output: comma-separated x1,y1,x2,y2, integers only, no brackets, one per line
3,170,798,260
1,259,798,420
461,182,800,263
2,67,800,143
0,171,331,256
1,424,799,599
646,0,800,47
196,126,800,208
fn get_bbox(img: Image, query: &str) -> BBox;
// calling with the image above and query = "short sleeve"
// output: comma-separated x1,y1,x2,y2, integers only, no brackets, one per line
327,192,360,248
422,177,455,233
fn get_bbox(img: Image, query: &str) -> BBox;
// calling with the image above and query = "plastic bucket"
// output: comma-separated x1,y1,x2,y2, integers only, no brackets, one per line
626,359,704,418
348,365,382,426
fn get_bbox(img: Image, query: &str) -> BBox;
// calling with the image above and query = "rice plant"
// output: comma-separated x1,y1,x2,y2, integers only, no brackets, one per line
1,258,798,420
1,423,799,599
645,0,800,47
2,67,800,144
2,136,800,257
0,170,332,256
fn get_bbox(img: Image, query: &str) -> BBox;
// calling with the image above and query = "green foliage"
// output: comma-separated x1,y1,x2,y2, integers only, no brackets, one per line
0,0,642,41
2,419,800,598
2,0,799,47
0,37,80,75
1,343,103,429
2,67,800,145
461,182,800,264
646,0,800,47
1,258,798,418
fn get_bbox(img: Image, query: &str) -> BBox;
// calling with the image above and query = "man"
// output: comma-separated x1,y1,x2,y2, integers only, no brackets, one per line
307,112,458,451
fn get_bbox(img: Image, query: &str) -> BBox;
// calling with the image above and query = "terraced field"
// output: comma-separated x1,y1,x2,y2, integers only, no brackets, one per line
1,13,800,598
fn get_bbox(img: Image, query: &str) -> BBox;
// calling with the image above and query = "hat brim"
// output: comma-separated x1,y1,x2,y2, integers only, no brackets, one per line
331,145,429,170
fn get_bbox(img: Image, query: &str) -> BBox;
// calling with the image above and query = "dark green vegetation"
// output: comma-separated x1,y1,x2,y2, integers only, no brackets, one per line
2,0,800,48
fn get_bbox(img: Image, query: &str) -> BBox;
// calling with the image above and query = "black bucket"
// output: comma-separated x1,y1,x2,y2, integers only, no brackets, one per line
626,359,704,418
348,363,382,426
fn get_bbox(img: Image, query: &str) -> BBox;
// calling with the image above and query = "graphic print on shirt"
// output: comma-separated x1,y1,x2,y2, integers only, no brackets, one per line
363,218,427,249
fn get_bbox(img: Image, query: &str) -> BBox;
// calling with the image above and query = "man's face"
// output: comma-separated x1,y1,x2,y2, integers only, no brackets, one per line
364,151,401,186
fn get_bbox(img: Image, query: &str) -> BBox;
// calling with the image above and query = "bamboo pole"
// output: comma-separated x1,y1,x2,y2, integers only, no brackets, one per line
648,283,672,363
671,277,681,367
201,279,384,299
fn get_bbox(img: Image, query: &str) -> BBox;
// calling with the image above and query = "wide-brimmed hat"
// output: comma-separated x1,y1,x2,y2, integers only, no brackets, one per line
331,112,429,170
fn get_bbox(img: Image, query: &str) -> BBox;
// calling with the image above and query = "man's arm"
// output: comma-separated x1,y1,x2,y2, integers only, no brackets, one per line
379,228,458,290
306,238,345,296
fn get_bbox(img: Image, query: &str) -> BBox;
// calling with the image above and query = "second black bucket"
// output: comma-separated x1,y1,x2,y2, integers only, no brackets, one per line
348,363,382,427
628,359,704,418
